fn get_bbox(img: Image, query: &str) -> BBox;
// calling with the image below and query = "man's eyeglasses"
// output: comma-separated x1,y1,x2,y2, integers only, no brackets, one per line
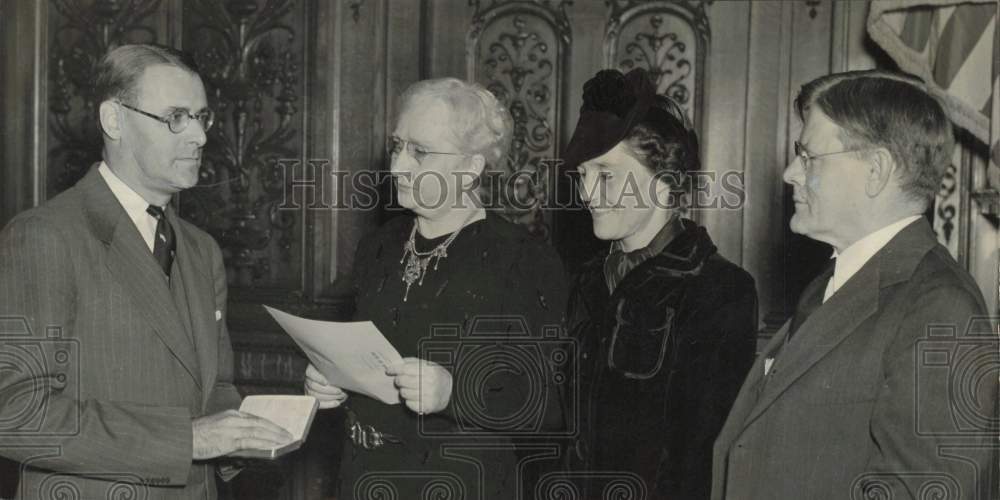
793,141,870,169
387,136,467,163
118,102,215,134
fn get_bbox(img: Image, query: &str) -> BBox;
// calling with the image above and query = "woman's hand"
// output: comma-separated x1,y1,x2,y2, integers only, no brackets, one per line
304,364,348,409
386,357,453,415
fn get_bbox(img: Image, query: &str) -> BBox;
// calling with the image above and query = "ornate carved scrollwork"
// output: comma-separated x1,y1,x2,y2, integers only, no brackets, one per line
467,0,572,238
48,0,163,196
936,162,958,245
604,0,711,129
180,0,302,287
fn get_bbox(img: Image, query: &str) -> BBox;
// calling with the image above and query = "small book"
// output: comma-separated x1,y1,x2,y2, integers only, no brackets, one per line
229,395,319,459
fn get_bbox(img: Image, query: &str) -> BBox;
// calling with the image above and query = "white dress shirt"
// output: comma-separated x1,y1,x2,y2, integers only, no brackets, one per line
765,215,922,376
98,162,161,252
823,215,922,302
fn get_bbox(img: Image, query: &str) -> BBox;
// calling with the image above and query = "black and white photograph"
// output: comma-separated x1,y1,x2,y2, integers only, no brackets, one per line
0,0,998,499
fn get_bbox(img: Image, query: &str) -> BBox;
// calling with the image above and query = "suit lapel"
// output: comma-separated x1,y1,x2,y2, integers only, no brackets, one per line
171,212,219,400
739,267,879,430
736,220,937,432
714,319,791,455
81,167,202,389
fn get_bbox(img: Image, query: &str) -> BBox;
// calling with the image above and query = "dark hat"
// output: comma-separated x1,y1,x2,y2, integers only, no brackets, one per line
562,68,694,170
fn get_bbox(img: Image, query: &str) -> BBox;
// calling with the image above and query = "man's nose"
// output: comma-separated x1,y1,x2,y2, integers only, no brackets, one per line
186,119,207,147
389,154,414,180
782,157,803,185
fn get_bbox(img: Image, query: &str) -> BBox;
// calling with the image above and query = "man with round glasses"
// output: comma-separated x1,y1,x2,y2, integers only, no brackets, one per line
712,69,997,499
0,44,292,499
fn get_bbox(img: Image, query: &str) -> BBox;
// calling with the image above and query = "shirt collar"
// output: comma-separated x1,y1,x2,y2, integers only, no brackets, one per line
604,214,683,293
98,162,164,251
829,215,921,295
98,161,157,217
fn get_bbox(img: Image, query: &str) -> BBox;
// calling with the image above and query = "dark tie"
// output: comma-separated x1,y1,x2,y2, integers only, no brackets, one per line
146,205,176,277
787,260,835,341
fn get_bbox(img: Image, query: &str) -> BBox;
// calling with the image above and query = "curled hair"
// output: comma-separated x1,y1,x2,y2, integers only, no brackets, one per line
623,95,699,191
398,78,513,174
795,69,954,207
93,44,198,106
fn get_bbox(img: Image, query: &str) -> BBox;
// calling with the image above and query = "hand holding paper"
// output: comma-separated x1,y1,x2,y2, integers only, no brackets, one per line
305,364,349,409
264,306,404,405
386,357,454,414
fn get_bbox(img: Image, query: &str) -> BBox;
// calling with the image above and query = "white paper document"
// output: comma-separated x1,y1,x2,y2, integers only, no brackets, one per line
264,305,403,405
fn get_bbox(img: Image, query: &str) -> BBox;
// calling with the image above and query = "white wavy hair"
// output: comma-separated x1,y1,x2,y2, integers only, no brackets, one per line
398,78,513,173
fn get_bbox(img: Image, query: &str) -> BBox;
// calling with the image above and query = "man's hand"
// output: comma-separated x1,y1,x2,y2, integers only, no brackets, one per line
192,410,294,460
386,357,453,415
304,364,348,409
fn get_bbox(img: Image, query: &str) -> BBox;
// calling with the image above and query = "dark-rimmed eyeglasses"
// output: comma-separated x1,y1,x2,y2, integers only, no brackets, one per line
387,136,468,163
793,140,871,169
118,101,215,134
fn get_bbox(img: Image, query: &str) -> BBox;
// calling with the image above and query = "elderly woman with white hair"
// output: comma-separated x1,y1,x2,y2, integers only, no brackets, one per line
305,78,568,500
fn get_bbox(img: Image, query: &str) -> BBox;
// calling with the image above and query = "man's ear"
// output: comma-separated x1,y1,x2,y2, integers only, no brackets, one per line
99,101,122,140
865,148,895,198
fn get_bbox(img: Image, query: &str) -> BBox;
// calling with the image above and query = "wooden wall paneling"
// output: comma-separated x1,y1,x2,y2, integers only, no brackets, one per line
47,0,169,198
830,0,877,73
306,0,344,302
699,0,750,265
0,1,46,230
604,1,709,134
426,0,475,79
742,1,792,336
551,1,607,271
180,0,307,291
778,0,837,322
327,0,388,294
467,0,572,238
969,150,1000,313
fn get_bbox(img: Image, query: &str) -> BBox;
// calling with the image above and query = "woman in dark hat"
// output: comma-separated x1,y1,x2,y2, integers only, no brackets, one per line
560,68,757,499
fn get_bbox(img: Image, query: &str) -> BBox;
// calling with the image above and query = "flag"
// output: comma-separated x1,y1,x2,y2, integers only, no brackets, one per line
868,0,997,259
868,0,995,145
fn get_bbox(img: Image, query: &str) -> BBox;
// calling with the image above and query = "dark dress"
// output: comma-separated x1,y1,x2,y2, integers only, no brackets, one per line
338,213,568,500
565,218,757,500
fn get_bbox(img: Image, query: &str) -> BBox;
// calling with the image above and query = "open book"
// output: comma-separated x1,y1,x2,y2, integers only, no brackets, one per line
229,395,319,459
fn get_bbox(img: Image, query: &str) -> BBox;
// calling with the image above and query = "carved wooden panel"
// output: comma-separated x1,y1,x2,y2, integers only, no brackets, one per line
604,0,711,129
47,0,167,197
178,0,305,289
467,0,571,238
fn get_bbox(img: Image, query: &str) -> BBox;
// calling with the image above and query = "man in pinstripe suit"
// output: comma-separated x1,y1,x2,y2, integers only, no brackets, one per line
0,44,291,499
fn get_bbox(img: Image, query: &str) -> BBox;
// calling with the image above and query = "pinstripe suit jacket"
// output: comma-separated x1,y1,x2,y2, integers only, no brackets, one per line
0,166,242,499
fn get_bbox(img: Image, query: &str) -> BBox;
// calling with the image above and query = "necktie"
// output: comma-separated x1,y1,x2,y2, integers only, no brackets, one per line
788,260,835,340
146,205,176,277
